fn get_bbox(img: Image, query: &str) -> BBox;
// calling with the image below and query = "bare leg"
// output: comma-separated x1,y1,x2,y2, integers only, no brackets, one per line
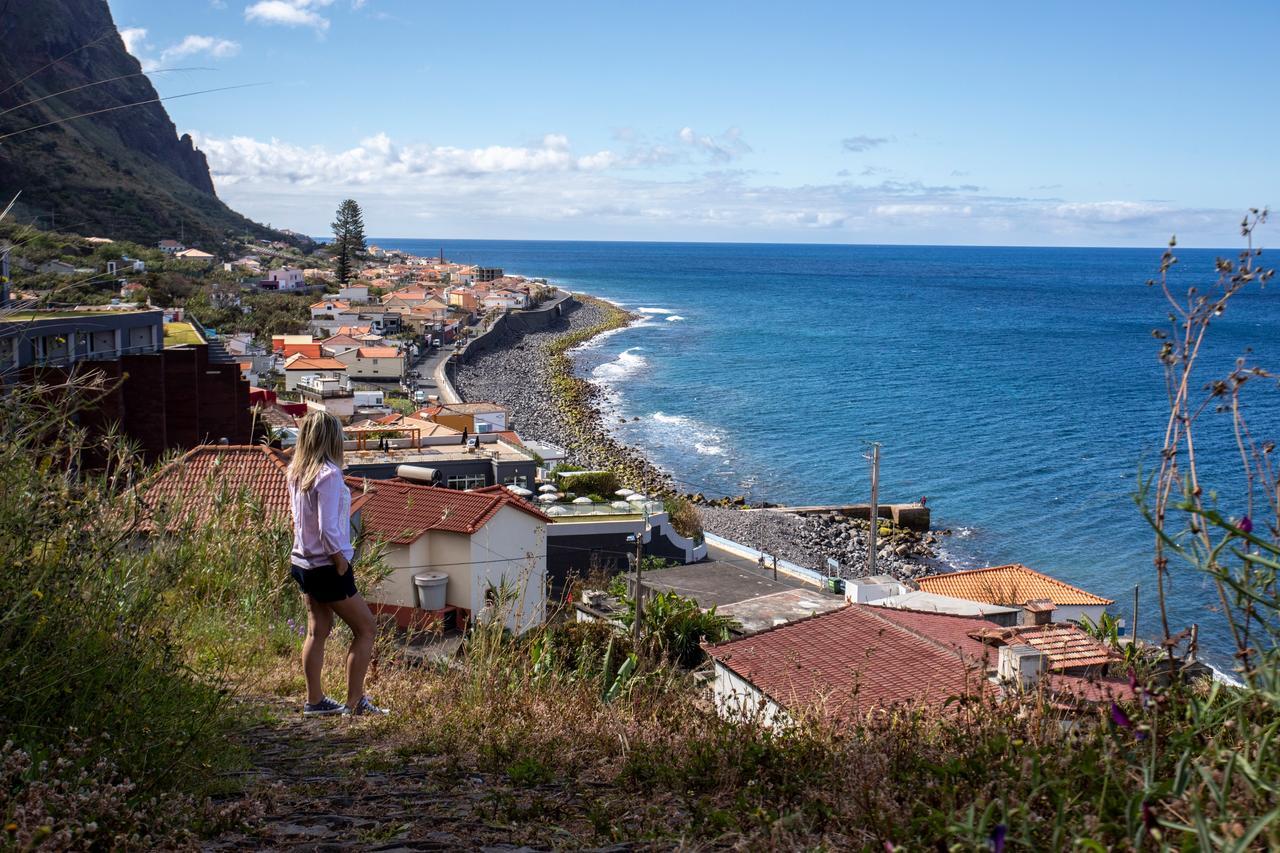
329,593,376,708
302,595,334,705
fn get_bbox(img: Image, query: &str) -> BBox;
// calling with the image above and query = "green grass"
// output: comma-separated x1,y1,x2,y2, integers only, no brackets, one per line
163,321,205,346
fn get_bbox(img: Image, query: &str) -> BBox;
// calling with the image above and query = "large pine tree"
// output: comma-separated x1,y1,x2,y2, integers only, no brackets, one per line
331,199,366,284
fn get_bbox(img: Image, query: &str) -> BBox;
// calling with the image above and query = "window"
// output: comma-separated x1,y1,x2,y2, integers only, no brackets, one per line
502,474,528,488
446,474,487,490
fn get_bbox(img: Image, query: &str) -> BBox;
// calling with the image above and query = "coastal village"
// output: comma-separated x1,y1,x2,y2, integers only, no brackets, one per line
1,211,1166,727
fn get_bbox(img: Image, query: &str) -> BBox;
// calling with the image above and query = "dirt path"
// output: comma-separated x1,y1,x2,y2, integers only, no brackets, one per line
205,698,656,851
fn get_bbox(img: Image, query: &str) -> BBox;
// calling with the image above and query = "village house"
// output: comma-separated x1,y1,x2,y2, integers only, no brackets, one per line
915,564,1113,625
105,257,146,276
705,603,1121,727
333,345,405,381
352,479,550,634
260,268,306,291
297,373,356,421
174,248,215,264
338,284,370,303
282,354,348,391
157,239,185,254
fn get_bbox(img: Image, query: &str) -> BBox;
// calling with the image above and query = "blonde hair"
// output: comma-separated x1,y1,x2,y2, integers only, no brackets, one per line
289,411,345,492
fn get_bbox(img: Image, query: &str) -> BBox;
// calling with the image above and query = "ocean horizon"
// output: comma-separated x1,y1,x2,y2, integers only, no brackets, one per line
376,237,1280,669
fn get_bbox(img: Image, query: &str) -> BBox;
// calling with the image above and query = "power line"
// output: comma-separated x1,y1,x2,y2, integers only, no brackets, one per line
0,67,216,119
0,82,270,143
0,29,115,98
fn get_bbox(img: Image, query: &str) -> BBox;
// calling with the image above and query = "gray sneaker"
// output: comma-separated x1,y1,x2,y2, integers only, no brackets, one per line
344,696,389,716
303,696,347,716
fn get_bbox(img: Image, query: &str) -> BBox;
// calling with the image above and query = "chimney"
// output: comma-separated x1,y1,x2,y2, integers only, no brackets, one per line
998,644,1047,690
1022,598,1055,626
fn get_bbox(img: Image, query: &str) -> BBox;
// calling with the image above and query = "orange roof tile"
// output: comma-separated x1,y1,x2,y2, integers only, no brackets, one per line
917,564,1113,606
310,299,351,310
356,346,401,358
704,605,991,721
350,479,549,543
285,357,348,371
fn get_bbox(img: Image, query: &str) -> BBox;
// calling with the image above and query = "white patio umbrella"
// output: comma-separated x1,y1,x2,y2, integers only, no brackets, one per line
538,484,559,493
507,486,533,497
627,493,649,503
536,493,559,503
614,488,635,497
611,500,632,510
572,496,593,504
546,505,570,516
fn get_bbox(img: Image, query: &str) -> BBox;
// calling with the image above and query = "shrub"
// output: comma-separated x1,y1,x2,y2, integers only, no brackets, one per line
555,470,619,497
663,495,704,543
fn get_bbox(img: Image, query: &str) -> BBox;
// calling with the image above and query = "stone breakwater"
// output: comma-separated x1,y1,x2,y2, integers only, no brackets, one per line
453,297,674,496
700,506,945,582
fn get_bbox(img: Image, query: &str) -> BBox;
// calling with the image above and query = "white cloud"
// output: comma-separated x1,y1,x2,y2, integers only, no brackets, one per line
678,126,751,162
842,135,891,152
159,35,241,63
245,0,334,31
186,128,1233,245
120,27,147,56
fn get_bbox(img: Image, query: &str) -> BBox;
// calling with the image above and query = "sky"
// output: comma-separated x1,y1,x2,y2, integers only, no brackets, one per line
105,0,1279,246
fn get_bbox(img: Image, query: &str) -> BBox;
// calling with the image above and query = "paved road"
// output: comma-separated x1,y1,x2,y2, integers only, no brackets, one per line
412,343,461,404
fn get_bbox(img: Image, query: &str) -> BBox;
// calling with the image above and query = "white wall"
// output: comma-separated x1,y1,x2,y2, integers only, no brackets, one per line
365,507,545,633
713,662,788,728
469,506,546,634
1056,604,1108,625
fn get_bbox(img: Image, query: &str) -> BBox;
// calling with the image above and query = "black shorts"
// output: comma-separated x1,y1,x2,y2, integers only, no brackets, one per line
290,563,357,603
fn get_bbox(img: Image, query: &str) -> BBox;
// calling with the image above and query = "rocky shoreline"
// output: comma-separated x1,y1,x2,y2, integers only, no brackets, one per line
699,506,945,581
453,296,674,496
454,295,943,585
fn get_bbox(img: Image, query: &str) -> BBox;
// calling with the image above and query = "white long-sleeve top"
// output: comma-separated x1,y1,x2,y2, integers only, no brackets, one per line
289,461,354,569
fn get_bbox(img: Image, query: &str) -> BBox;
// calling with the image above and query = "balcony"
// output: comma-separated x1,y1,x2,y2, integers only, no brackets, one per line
297,375,354,399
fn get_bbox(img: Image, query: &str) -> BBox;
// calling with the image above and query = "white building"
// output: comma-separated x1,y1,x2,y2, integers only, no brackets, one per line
263,268,306,291
334,345,405,381
354,480,549,634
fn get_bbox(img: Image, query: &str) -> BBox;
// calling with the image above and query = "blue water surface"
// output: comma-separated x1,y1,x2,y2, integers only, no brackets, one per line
375,237,1280,666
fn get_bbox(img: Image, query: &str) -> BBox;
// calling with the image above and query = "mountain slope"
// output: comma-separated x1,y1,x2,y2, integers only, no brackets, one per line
0,0,285,248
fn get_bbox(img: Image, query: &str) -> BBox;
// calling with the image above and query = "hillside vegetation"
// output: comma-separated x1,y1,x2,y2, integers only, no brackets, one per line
0,0,288,249
1,370,1277,850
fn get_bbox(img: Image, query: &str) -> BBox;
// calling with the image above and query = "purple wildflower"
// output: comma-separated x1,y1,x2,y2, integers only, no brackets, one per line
1110,701,1133,730
1239,515,1254,534
989,824,1007,853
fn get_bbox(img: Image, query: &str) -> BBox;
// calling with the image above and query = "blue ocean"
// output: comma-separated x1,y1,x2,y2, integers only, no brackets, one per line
375,238,1280,667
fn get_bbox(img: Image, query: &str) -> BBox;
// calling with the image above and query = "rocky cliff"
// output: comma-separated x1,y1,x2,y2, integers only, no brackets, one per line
0,0,284,247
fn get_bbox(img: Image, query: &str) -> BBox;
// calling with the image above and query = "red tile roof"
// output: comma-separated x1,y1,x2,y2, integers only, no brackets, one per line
968,624,1117,671
350,479,549,544
139,445,293,528
280,342,323,359
704,605,990,721
310,299,351,310
917,564,1114,606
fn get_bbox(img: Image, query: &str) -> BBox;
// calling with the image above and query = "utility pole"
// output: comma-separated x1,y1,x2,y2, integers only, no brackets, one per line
1131,585,1139,640
866,442,880,577
632,510,647,647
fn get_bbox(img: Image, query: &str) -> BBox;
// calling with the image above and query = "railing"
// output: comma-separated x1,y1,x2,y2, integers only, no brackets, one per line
543,499,665,518
29,343,160,368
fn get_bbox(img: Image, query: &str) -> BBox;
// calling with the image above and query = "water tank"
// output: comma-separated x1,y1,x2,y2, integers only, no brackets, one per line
413,572,448,611
396,465,438,483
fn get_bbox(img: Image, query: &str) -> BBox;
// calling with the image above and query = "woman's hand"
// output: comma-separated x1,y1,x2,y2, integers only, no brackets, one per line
333,554,350,576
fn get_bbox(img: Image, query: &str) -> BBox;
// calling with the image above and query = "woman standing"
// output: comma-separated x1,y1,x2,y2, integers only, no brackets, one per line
287,411,387,716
